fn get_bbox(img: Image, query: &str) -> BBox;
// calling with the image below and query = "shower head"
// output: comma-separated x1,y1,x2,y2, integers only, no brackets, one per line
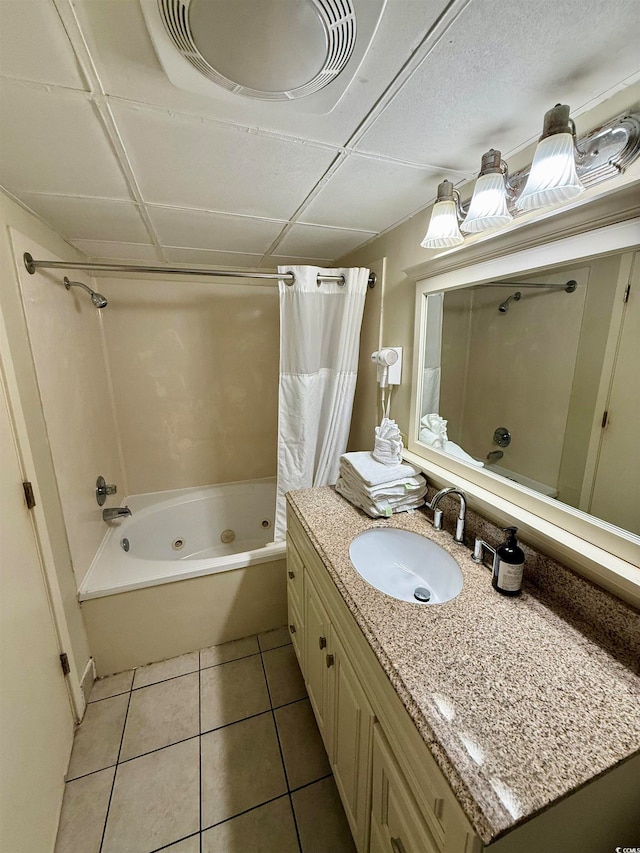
64,277,108,309
498,291,521,313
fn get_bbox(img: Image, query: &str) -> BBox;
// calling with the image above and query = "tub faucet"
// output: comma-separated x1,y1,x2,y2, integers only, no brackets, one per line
102,506,132,522
425,487,467,544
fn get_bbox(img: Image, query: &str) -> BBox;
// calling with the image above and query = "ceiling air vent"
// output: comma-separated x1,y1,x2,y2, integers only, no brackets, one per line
141,0,386,113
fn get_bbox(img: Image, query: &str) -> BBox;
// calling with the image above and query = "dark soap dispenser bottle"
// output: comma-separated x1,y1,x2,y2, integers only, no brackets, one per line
492,527,525,596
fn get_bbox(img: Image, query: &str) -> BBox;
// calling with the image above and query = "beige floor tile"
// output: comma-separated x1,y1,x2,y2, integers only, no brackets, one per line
201,713,287,828
102,738,199,853
292,776,356,853
201,796,299,853
262,644,307,708
258,625,292,652
67,693,129,780
200,654,270,732
88,670,134,703
200,635,260,669
275,699,330,790
133,651,199,689
120,672,199,762
54,766,115,853
161,834,201,852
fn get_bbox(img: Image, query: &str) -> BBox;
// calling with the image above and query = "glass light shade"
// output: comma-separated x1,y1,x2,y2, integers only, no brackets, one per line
461,172,512,233
420,200,464,249
516,132,584,212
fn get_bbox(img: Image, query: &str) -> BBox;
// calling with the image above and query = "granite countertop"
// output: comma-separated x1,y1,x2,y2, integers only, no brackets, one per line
286,486,640,844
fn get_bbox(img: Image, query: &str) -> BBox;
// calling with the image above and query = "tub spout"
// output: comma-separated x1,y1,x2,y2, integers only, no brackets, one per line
103,506,132,522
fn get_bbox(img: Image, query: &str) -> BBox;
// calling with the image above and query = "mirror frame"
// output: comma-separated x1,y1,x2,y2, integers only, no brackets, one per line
408,210,640,601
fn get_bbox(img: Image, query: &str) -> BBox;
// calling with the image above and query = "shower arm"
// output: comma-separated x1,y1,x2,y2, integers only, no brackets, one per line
485,280,577,292
24,254,377,290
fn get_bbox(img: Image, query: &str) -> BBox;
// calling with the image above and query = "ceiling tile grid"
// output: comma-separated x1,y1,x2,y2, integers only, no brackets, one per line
0,0,639,267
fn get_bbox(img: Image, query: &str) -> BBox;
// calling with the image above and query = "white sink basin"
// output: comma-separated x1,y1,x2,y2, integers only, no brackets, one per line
349,528,463,604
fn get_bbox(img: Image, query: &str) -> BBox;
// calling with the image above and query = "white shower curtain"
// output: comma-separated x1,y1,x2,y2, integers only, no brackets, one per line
422,291,444,417
274,265,369,539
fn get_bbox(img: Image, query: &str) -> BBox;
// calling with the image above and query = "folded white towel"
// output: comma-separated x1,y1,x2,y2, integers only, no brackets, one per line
419,427,445,449
419,413,448,449
335,477,425,518
444,440,485,468
340,451,419,487
340,467,426,501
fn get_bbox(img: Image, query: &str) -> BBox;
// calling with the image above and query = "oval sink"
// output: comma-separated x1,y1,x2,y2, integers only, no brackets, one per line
349,528,463,604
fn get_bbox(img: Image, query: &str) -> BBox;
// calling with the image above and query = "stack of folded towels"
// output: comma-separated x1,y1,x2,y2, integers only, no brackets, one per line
335,451,427,518
336,418,427,517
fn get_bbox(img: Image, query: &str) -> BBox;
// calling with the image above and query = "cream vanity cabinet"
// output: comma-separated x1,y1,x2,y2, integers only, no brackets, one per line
287,509,480,853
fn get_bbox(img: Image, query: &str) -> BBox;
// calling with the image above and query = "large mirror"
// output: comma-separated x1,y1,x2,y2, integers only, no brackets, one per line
411,225,640,550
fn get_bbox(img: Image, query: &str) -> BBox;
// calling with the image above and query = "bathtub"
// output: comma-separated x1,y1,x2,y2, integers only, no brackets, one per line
80,477,289,674
79,477,286,600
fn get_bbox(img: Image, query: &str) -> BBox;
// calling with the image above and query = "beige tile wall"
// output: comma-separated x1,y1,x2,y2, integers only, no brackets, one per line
98,277,280,494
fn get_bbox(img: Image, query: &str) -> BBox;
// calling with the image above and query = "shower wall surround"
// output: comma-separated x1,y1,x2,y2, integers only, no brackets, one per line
98,277,280,494
12,232,125,587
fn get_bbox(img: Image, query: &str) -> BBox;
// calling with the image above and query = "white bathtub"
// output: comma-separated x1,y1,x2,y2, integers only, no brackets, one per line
79,477,286,601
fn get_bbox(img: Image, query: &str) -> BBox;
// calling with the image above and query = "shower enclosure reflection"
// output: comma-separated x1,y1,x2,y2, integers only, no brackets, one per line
418,250,640,536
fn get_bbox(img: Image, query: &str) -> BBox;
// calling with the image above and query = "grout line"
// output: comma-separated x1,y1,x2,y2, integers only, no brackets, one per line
150,831,201,853
132,668,200,691
199,791,292,836
98,687,133,852
198,650,203,853
258,650,304,853
65,763,118,784
199,650,262,672
257,639,293,654
290,772,333,795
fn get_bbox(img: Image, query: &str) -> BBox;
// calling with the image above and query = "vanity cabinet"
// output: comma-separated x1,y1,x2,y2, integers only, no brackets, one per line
287,508,479,853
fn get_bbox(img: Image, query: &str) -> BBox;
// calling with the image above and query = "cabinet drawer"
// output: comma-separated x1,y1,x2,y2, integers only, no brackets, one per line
287,595,303,666
286,537,305,612
371,723,441,853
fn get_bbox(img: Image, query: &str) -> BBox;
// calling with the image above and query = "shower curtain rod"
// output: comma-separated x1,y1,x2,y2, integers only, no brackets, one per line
23,253,377,289
485,279,577,292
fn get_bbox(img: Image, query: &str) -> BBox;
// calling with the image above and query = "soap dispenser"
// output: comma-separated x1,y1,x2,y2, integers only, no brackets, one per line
492,527,525,596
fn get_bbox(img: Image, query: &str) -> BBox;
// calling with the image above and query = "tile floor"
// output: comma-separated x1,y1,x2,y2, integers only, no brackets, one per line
55,627,356,853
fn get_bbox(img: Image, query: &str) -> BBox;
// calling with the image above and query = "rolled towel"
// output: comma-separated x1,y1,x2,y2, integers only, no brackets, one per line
372,418,404,466
419,413,448,449
340,451,420,487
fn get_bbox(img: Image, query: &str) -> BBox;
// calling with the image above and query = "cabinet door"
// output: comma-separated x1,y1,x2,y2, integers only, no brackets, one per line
371,724,441,853
304,574,332,740
287,594,303,666
329,628,375,853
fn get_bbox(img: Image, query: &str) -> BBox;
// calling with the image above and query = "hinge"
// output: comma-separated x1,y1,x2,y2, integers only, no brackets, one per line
22,481,36,509
601,410,609,429
624,283,631,303
60,653,70,676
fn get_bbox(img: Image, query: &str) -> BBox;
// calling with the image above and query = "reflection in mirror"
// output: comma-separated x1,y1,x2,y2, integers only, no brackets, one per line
419,250,640,536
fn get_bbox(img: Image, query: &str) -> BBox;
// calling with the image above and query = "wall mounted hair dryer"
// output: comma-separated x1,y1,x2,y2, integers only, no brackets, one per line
371,348,401,387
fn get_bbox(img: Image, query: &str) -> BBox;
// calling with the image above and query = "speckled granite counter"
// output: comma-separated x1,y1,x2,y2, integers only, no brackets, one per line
286,486,640,844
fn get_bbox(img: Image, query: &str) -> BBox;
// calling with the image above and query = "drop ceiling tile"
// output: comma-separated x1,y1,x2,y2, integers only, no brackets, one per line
162,247,264,268
112,104,339,218
0,0,86,89
70,241,162,263
261,256,334,269
275,225,376,260
357,0,640,171
301,155,443,232
74,0,445,146
0,81,131,198
147,206,286,254
18,194,149,243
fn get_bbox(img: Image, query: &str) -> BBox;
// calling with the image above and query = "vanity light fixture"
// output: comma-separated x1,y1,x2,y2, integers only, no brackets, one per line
420,179,465,249
420,105,640,249
516,104,584,211
461,149,513,233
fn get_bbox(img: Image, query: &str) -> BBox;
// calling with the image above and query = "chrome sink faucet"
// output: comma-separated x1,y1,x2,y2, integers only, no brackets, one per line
102,506,132,522
425,487,467,544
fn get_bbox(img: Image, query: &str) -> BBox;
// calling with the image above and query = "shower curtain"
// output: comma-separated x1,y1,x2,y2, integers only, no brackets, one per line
274,265,370,539
422,291,444,416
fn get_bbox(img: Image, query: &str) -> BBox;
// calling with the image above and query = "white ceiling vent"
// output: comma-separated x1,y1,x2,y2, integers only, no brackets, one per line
140,0,387,113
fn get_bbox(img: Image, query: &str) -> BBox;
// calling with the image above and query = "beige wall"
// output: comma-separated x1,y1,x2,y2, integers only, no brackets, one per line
13,233,126,586
98,276,280,494
0,190,91,683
